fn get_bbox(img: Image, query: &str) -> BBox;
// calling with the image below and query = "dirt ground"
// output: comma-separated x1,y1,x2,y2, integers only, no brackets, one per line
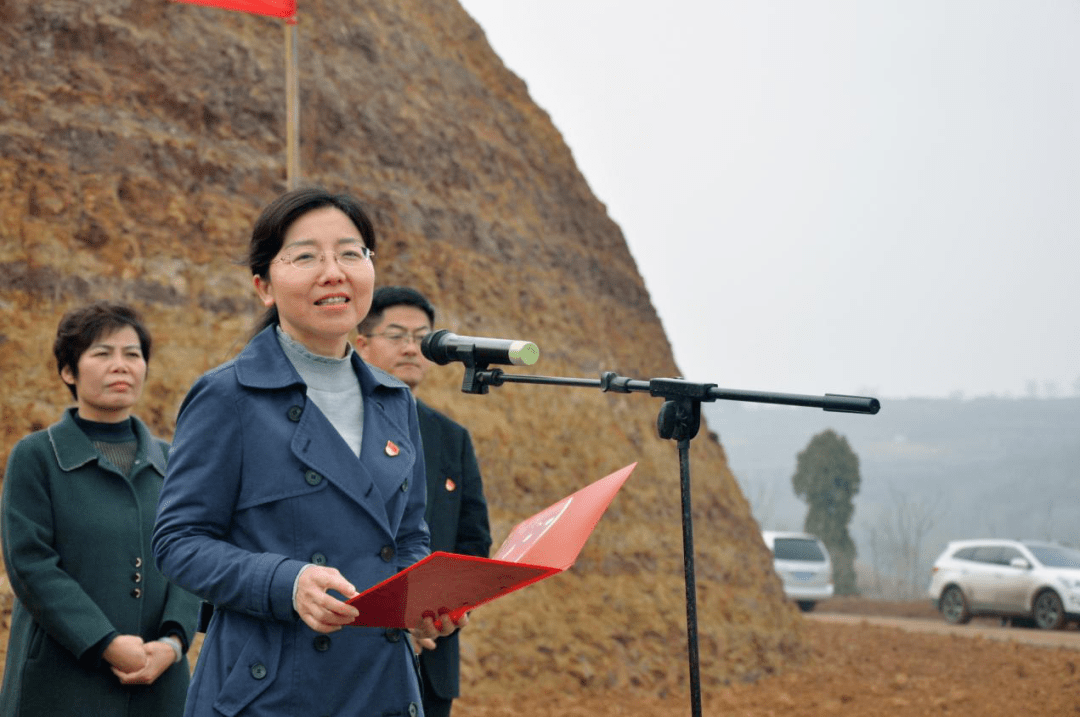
454,598,1080,716
2,594,1077,714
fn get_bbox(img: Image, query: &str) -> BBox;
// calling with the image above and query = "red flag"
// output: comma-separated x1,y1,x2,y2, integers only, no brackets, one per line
171,0,296,19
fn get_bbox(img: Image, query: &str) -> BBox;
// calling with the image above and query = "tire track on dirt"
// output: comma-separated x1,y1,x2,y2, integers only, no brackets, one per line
807,612,1080,650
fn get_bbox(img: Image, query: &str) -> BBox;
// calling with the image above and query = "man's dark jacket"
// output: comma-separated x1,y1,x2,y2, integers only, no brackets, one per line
416,400,492,700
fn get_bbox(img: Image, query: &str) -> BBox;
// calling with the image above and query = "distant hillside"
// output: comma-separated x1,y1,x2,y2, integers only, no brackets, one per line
0,0,798,698
702,397,1080,595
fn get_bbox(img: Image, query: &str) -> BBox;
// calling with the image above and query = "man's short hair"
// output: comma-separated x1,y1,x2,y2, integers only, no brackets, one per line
358,286,436,334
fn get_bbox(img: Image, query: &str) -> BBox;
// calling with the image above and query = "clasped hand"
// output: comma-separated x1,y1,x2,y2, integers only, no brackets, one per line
294,565,465,646
104,634,175,685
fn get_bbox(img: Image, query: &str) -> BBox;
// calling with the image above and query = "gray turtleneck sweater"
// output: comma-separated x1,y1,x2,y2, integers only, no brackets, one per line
276,327,364,457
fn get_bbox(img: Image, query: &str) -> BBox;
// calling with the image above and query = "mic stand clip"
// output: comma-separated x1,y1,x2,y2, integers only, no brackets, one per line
450,344,492,395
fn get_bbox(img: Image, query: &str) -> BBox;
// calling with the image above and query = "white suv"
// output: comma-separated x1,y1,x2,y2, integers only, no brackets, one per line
927,539,1080,630
761,531,834,612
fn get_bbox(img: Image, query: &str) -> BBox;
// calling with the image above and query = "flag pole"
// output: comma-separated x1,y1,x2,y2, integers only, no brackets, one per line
170,1,301,186
284,15,300,189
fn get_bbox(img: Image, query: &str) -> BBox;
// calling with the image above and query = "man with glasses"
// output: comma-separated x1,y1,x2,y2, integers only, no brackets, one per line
355,286,492,717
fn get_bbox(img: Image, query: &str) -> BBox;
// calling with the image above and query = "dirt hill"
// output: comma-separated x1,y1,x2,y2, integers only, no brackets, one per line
0,0,803,700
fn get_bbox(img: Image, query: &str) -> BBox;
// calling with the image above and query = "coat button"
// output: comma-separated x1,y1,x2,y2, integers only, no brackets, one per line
287,405,303,422
250,663,267,680
313,635,331,652
131,588,142,599
400,479,409,493
133,572,142,583
409,702,419,717
379,545,395,562
134,557,143,568
304,470,323,486
384,628,402,643
311,553,327,566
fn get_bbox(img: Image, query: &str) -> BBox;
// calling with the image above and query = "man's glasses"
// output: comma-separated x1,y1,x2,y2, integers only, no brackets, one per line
365,330,430,347
273,246,374,271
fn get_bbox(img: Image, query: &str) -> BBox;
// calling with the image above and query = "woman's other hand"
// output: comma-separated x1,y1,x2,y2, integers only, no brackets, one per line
410,609,467,650
295,565,360,633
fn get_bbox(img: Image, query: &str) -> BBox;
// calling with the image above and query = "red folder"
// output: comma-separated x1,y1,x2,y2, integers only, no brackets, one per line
347,463,635,628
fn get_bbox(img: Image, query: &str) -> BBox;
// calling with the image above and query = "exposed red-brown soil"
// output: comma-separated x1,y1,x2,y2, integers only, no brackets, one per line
2,5,1078,715
3,594,1078,715
0,0,797,691
453,598,1080,717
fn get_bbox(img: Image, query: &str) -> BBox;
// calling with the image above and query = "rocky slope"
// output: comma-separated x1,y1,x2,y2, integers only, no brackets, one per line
0,0,803,698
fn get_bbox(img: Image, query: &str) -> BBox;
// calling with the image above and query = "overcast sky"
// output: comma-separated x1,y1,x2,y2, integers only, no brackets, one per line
458,0,1080,400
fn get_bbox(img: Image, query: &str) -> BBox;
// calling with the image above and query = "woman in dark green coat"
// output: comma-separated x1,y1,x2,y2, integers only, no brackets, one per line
1,302,200,716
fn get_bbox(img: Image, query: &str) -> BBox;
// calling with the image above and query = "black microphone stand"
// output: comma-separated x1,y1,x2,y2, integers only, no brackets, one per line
445,346,880,717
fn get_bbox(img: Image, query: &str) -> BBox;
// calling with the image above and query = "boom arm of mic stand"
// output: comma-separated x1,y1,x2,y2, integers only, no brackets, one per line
470,369,880,414
705,387,880,414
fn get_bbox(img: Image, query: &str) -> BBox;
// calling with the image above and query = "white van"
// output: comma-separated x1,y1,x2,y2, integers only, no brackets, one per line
761,530,834,612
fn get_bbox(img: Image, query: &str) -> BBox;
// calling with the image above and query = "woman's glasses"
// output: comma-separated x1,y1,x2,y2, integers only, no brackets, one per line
273,246,374,271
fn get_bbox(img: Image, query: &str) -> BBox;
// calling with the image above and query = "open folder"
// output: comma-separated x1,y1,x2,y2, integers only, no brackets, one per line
347,462,636,628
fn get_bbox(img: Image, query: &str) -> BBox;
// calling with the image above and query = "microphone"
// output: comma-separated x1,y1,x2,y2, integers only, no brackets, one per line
421,329,539,367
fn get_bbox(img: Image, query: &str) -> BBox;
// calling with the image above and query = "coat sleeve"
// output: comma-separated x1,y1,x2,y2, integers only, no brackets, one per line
454,429,492,558
153,439,201,649
1,438,117,660
394,391,430,571
152,376,304,623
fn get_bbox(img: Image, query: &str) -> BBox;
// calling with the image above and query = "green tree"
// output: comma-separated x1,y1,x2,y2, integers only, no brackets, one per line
792,429,861,594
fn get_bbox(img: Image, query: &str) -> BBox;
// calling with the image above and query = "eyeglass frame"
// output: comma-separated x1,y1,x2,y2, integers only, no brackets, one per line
272,245,375,271
363,329,431,347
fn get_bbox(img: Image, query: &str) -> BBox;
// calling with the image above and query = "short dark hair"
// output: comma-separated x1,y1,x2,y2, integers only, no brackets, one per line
54,302,152,399
357,286,436,335
248,187,377,336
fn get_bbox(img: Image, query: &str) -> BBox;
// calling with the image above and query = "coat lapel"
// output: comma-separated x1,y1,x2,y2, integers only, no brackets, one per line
288,399,392,536
233,327,417,539
48,409,99,472
356,395,417,538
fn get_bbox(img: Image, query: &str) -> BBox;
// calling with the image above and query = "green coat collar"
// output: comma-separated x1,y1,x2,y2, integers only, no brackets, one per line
47,407,167,476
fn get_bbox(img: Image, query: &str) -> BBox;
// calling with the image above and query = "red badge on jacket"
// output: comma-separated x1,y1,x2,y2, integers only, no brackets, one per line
385,441,400,457
445,478,457,492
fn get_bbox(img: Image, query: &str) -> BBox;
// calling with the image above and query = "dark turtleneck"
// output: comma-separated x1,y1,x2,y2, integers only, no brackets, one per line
72,413,137,476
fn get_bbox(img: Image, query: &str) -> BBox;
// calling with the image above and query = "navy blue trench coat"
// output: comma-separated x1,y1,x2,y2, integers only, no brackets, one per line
152,327,430,717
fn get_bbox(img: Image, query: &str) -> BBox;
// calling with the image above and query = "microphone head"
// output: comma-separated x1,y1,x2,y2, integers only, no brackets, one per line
420,329,540,367
506,340,539,366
